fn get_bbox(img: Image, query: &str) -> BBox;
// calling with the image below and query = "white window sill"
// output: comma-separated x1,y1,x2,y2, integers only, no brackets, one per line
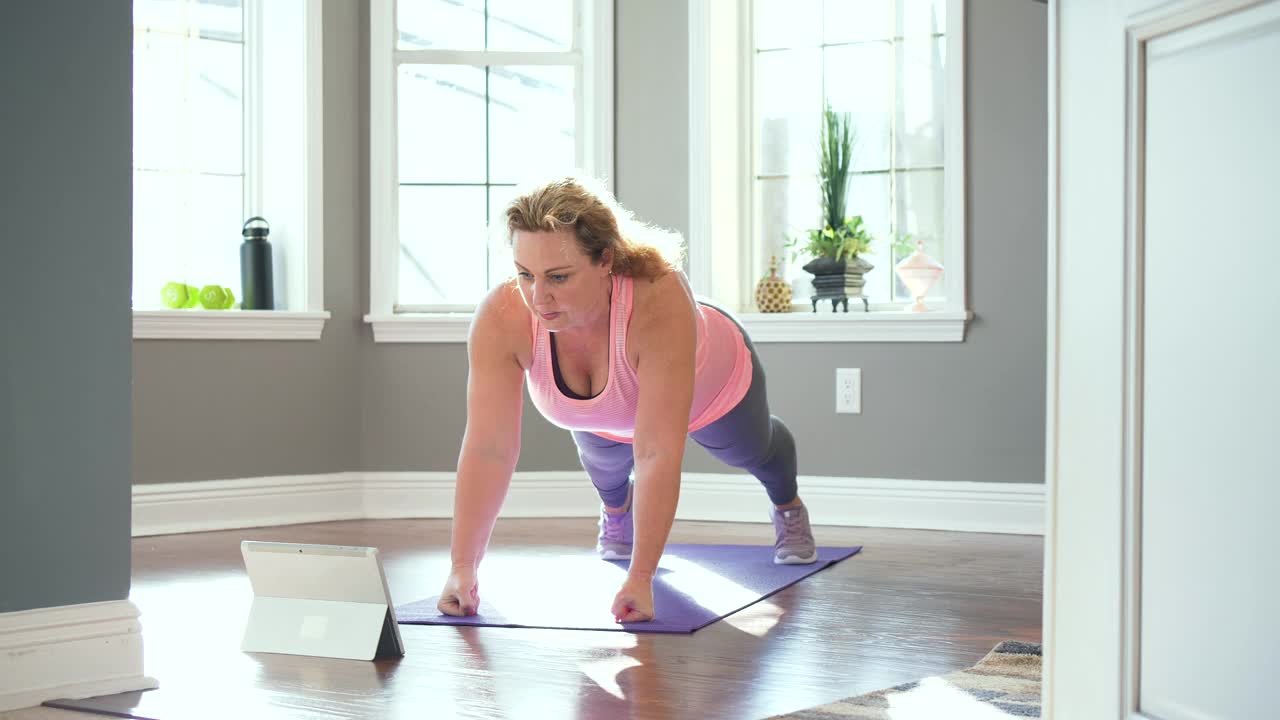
365,308,970,343
133,310,330,341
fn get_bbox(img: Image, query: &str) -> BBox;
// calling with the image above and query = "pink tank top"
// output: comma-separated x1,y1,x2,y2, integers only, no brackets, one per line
526,273,753,443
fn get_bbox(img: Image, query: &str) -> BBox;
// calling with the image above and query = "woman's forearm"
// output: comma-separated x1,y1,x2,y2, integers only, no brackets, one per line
450,449,517,570
629,452,682,580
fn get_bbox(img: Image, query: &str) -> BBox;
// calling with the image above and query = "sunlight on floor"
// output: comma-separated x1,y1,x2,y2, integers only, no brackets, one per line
579,653,644,700
887,677,1012,720
659,555,784,637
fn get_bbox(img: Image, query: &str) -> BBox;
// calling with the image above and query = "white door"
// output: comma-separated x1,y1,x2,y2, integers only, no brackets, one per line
1046,0,1280,718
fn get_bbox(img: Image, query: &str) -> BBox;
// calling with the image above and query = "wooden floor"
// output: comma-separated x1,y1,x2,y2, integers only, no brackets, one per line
11,518,1042,720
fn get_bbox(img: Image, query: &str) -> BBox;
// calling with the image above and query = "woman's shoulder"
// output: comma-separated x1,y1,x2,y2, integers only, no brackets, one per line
470,279,534,361
628,269,696,333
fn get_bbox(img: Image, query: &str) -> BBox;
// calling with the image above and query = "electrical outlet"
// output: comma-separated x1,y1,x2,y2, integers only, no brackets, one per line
836,368,861,414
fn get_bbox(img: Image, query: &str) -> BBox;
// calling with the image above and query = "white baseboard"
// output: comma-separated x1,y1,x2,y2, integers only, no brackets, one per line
134,471,1044,537
0,600,158,713
132,474,362,537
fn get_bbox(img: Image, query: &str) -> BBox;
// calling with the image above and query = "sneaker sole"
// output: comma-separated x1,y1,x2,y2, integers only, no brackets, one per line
774,552,818,565
600,548,632,560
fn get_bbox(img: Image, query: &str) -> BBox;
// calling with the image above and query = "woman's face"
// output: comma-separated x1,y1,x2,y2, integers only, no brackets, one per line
512,228,612,332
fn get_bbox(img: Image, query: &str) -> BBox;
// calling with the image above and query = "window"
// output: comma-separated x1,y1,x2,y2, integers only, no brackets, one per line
690,0,968,341
367,0,613,337
755,0,950,306
132,0,327,340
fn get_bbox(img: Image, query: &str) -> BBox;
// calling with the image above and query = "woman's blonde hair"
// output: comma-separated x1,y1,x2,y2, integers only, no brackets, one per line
504,175,685,280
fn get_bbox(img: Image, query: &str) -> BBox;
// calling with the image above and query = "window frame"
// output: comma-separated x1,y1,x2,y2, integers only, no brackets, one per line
131,0,329,341
365,0,614,342
689,0,970,343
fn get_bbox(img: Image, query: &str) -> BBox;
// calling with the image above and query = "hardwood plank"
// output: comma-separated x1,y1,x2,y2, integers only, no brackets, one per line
18,519,1041,720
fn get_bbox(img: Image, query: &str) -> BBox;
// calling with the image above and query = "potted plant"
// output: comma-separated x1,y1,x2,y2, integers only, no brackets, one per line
787,103,876,312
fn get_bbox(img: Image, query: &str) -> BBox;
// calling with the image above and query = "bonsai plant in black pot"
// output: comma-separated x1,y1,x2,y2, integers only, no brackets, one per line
787,104,875,312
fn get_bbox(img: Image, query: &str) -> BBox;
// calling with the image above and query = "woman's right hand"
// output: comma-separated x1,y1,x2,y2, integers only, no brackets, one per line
437,567,481,616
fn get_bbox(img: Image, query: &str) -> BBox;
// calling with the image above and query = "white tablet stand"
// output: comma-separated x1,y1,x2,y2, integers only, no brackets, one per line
240,541,405,661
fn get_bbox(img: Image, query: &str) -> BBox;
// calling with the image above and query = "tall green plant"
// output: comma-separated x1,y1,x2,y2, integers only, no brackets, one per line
819,102,855,232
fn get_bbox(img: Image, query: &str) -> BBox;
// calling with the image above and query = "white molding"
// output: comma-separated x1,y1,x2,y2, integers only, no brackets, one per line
582,0,615,188
369,0,398,321
394,49,580,65
739,310,970,342
944,0,968,313
687,0,713,296
365,310,969,343
132,310,330,340
304,0,325,314
364,313,473,342
132,471,1043,537
132,474,362,537
0,600,157,713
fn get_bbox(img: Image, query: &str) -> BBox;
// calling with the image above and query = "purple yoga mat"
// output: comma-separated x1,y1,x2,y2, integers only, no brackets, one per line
395,543,861,634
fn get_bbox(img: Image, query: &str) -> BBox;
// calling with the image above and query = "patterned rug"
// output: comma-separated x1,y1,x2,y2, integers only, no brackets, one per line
772,641,1042,719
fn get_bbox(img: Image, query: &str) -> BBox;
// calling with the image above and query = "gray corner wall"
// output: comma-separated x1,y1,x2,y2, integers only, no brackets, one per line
135,0,1047,488
1,1,133,613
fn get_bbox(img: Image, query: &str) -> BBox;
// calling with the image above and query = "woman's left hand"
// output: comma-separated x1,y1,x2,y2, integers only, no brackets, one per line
612,574,655,623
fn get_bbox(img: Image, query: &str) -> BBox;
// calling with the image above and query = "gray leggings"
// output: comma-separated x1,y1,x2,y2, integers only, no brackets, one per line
571,305,798,508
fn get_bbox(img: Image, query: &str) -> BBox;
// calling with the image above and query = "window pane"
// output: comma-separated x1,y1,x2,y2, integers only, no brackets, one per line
757,48,821,176
398,186,489,305
900,0,946,38
823,0,893,44
893,169,945,301
489,66,576,184
896,36,945,169
847,172,892,303
397,0,484,51
134,0,243,43
755,0,821,50
758,176,819,288
398,65,487,184
825,43,892,172
487,0,572,51
133,29,243,175
133,170,243,308
488,185,519,288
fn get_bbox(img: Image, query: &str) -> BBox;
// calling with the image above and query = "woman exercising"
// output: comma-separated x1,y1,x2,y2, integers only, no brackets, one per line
437,176,816,624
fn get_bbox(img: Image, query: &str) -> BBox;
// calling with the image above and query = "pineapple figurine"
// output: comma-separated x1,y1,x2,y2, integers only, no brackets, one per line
754,256,793,313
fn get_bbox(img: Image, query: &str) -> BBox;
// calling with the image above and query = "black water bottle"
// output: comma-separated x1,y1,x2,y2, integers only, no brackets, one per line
240,216,274,310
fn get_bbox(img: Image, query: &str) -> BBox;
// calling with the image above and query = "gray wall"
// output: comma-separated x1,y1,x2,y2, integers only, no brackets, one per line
136,0,1047,487
132,0,364,484
1,1,133,612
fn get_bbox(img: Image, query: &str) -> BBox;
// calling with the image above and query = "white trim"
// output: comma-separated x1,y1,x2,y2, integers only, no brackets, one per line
304,0,325,314
365,309,969,343
1042,0,1062,711
132,474,362,537
0,600,157,713
369,0,398,321
395,49,580,65
582,0,615,188
687,0,713,296
943,0,968,313
132,310,330,340
131,471,1044,537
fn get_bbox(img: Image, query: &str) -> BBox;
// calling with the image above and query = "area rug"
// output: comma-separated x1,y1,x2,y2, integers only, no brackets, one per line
396,543,862,633
771,641,1042,719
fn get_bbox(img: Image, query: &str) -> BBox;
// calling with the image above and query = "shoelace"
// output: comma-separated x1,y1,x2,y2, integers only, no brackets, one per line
601,511,629,543
780,510,807,544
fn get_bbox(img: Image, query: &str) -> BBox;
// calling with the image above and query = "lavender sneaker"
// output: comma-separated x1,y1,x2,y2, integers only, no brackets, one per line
770,503,817,565
597,485,634,560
